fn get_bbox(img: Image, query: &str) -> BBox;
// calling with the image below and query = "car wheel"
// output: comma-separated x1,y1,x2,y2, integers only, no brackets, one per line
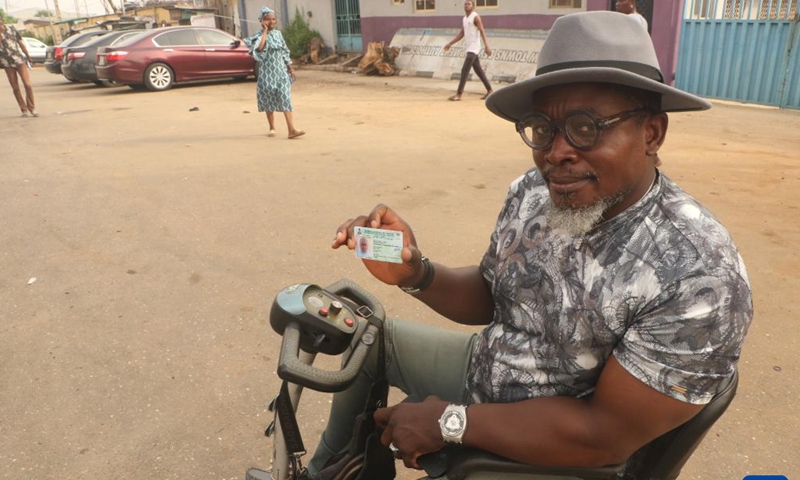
144,62,174,91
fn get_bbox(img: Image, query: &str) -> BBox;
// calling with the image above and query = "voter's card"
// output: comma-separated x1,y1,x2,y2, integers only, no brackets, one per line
354,227,403,264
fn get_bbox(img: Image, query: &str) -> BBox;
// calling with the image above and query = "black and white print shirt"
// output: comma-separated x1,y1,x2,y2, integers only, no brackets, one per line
0,25,26,68
468,169,753,405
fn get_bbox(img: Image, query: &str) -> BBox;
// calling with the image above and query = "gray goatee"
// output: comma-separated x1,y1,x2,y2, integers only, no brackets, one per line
544,196,621,237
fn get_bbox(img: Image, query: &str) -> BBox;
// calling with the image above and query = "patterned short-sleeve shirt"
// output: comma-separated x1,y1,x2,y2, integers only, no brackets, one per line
467,169,753,406
0,25,27,68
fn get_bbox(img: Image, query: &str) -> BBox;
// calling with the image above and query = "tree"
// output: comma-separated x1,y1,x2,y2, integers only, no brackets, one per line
35,9,55,17
282,8,322,59
1,8,18,24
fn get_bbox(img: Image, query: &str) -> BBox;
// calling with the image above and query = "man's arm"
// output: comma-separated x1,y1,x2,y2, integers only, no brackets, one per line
464,356,703,466
377,356,703,469
474,15,492,55
332,204,494,325
14,30,32,61
443,28,465,52
411,264,494,325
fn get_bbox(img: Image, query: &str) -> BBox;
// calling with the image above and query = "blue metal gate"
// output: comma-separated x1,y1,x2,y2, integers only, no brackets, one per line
676,0,800,109
334,0,362,52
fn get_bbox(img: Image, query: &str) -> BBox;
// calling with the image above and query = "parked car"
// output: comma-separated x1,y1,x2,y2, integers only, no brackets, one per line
95,26,254,91
44,30,109,76
22,37,48,63
61,30,142,85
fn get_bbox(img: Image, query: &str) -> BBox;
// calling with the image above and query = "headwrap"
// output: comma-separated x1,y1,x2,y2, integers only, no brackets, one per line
260,7,274,20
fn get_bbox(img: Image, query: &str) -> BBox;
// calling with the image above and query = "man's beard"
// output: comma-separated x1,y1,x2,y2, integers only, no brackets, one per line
544,195,623,237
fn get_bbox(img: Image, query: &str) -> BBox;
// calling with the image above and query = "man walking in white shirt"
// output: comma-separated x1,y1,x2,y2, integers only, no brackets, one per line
444,0,493,101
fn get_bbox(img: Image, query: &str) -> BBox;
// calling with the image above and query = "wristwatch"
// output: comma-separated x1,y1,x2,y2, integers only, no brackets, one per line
438,404,468,444
399,256,434,295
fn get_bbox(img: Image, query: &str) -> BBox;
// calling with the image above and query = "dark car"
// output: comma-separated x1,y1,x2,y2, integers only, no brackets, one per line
61,30,142,85
95,26,254,91
44,30,109,77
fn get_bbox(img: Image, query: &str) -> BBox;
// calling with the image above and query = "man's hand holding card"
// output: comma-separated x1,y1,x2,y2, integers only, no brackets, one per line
331,204,425,287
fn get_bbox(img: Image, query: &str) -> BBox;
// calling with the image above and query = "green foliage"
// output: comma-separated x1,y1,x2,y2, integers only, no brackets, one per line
282,8,322,58
35,9,54,17
1,8,18,24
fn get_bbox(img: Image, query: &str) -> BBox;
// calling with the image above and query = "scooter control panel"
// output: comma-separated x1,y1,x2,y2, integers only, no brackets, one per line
270,283,359,355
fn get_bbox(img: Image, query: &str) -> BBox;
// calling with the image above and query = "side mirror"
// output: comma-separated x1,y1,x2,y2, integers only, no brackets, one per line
231,39,241,48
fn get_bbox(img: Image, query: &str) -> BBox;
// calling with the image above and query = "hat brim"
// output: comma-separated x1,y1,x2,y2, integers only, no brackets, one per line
485,67,711,123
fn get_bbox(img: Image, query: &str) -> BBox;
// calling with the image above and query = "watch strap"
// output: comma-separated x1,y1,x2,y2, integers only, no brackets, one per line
399,256,435,295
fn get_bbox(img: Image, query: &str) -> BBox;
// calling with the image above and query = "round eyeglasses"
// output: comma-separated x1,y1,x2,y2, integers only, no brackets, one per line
515,108,649,151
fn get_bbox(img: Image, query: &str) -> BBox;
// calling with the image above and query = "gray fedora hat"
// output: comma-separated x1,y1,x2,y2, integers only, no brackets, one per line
485,11,711,123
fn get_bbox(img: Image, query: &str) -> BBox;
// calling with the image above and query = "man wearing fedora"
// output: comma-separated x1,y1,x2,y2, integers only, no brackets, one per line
307,11,753,477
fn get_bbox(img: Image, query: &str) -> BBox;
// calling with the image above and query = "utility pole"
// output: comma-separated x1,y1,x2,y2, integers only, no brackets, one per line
44,0,62,43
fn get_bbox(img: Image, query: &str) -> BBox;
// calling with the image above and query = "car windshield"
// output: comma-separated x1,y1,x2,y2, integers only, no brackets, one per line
110,31,142,46
110,30,149,47
24,38,46,47
63,31,107,47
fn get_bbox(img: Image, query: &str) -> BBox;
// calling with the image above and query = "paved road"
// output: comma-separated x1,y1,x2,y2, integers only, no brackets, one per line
1,67,798,479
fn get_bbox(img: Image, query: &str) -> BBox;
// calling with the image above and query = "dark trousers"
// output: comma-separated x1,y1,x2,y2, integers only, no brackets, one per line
456,52,492,94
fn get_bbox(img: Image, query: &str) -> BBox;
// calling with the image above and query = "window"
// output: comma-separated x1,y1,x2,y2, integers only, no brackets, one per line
154,30,198,47
196,29,235,46
415,0,435,11
392,0,404,4
549,0,582,7
476,0,498,6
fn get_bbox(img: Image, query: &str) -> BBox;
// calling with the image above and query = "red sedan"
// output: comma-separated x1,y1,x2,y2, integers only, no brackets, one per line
95,26,255,91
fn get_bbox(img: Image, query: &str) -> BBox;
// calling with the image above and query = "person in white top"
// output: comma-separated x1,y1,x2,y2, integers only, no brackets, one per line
616,0,649,31
443,0,493,101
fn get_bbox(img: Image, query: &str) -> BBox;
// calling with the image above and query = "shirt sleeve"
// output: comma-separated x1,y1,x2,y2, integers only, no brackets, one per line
244,32,262,58
614,269,753,405
276,31,290,66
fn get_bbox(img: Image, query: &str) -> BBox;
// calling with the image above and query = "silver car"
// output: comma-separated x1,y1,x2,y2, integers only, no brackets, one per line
22,37,48,63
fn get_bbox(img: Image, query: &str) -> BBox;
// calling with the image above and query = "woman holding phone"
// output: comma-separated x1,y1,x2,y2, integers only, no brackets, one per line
0,16,37,117
244,7,304,139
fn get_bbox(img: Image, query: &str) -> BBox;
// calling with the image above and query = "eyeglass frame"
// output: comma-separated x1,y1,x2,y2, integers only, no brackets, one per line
514,108,650,152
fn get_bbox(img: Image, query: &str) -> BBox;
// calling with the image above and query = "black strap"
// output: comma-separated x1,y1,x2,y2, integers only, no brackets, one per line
275,381,306,457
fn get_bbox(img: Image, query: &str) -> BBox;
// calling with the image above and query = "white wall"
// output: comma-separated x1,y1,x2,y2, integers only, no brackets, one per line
288,0,336,50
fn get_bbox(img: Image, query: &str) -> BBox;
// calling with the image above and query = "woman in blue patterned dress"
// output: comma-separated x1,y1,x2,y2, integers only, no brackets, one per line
245,8,304,139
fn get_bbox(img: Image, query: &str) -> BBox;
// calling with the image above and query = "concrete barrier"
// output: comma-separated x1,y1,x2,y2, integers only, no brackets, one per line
390,28,547,85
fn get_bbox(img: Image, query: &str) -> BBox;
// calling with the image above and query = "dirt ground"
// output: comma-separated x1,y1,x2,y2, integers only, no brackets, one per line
1,67,798,480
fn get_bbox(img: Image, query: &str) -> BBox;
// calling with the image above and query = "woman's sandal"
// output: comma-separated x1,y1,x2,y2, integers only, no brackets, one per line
288,130,305,139
268,129,276,137
448,95,462,101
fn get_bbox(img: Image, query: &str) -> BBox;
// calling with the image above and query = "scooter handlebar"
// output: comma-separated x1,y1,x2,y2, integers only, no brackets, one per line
275,279,385,392
278,322,380,392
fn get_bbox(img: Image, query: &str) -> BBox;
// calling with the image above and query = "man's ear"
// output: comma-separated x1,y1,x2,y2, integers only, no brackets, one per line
645,112,668,157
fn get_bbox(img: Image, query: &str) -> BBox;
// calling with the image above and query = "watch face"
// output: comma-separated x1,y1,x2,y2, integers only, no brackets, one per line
442,410,466,436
